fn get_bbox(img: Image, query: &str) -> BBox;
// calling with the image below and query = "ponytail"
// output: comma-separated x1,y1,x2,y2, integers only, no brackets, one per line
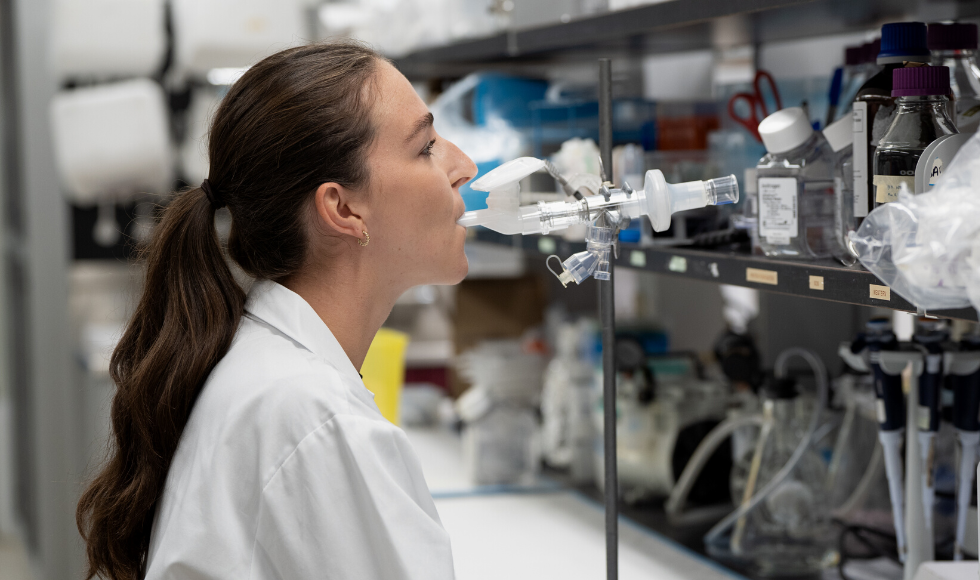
76,187,245,580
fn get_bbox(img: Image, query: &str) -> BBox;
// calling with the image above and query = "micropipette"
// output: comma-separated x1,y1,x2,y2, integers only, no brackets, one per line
948,332,980,560
911,318,949,537
854,318,907,562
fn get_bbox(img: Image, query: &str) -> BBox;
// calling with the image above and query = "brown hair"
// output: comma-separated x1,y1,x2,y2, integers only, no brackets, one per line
75,41,385,580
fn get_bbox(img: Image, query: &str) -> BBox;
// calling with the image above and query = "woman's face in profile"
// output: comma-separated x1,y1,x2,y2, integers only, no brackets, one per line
361,60,477,288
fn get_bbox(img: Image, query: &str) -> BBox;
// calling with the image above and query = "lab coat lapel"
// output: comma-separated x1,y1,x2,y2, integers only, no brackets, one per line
244,279,366,390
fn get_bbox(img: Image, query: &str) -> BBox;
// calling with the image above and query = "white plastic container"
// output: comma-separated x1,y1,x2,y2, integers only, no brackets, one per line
756,107,836,259
50,79,173,204
179,88,225,184
51,0,167,80
463,405,540,486
171,0,306,78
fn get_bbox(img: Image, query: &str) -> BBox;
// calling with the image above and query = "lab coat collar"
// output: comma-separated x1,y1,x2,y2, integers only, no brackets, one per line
245,279,366,390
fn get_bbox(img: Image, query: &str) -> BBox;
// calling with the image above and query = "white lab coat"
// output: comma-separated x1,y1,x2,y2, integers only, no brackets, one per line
145,280,455,580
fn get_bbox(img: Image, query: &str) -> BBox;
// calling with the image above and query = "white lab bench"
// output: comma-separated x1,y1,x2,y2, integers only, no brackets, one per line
404,427,745,580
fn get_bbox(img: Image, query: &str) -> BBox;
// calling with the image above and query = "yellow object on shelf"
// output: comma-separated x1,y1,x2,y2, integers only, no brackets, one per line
360,328,409,424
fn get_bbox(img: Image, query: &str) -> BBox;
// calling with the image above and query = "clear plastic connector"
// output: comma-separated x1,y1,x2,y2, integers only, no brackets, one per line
459,160,737,236
705,175,739,206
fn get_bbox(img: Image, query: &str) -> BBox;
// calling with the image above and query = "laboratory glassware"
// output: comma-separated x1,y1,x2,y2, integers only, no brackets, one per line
823,115,857,265
929,22,980,133
755,107,835,259
873,66,957,206
853,23,931,222
700,348,834,578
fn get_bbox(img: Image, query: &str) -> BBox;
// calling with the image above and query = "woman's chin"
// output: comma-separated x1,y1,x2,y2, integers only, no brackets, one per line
447,255,469,285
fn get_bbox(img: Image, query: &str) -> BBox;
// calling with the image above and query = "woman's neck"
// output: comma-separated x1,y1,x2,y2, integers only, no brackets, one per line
279,256,400,372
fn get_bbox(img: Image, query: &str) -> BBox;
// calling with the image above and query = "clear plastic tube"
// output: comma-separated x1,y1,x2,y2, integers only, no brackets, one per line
705,175,739,206
458,170,737,236
519,199,590,235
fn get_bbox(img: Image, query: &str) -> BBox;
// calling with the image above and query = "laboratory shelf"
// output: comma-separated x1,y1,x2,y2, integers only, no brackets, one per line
468,228,979,322
393,0,980,79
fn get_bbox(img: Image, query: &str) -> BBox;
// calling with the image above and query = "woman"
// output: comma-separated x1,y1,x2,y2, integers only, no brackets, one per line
76,41,476,580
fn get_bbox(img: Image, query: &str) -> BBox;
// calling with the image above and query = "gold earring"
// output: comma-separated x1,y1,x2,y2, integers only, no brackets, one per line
357,231,370,247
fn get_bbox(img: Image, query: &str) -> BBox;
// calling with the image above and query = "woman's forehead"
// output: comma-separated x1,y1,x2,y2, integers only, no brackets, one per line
370,61,429,137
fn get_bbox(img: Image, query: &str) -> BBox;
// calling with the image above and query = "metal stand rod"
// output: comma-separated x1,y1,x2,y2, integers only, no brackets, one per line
598,57,618,580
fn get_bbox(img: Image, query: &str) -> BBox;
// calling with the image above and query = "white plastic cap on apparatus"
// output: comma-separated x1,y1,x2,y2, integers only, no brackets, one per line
822,115,853,153
758,107,813,154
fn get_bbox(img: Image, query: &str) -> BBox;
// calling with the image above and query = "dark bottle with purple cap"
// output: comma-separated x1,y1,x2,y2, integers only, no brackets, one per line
929,22,980,132
873,65,957,206
852,24,931,221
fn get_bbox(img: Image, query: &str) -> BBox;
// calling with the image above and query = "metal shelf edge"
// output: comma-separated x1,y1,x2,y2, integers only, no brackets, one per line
468,229,978,321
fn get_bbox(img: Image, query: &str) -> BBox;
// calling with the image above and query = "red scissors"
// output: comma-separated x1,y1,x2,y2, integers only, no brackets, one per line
727,70,783,142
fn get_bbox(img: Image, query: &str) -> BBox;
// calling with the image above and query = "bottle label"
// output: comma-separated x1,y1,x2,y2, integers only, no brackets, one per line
758,177,798,244
960,104,980,133
873,175,914,203
852,103,869,217
928,157,943,189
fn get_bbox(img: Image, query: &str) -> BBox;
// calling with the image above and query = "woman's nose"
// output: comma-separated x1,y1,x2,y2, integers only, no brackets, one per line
446,141,477,190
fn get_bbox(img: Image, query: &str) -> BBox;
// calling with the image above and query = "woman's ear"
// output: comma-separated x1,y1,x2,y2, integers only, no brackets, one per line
312,182,367,241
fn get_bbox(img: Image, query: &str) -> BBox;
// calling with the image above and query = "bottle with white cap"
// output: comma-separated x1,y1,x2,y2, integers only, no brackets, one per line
822,115,858,265
755,107,835,259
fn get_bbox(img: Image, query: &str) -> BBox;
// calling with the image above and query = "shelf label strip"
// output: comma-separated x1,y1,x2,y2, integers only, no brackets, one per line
668,256,687,273
537,237,556,254
870,284,891,301
746,267,778,285
630,250,646,268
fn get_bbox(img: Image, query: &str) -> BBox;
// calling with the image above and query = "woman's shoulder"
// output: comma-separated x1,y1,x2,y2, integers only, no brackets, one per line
195,314,363,436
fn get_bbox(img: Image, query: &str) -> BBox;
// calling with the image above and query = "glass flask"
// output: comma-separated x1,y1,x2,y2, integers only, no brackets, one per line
873,66,957,206
713,376,836,577
929,22,980,133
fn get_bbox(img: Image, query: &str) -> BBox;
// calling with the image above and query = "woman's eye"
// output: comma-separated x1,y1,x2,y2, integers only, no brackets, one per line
420,139,436,157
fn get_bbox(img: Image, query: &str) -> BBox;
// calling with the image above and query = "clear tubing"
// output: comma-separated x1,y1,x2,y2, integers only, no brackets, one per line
834,443,883,517
827,398,856,491
516,191,644,235
704,347,828,549
519,199,590,235
665,414,767,518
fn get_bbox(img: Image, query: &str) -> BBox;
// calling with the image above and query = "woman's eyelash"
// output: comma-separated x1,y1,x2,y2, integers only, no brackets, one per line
420,139,436,157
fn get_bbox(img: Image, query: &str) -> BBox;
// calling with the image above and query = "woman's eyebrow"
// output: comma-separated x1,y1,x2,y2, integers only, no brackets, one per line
405,112,434,143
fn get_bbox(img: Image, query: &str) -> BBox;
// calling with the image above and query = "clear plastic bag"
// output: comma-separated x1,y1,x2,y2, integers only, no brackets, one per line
849,132,980,311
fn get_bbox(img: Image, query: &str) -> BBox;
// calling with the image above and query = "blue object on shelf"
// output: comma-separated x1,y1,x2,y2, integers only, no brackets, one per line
528,98,657,157
618,220,641,243
460,160,501,211
829,67,843,108
472,74,548,128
